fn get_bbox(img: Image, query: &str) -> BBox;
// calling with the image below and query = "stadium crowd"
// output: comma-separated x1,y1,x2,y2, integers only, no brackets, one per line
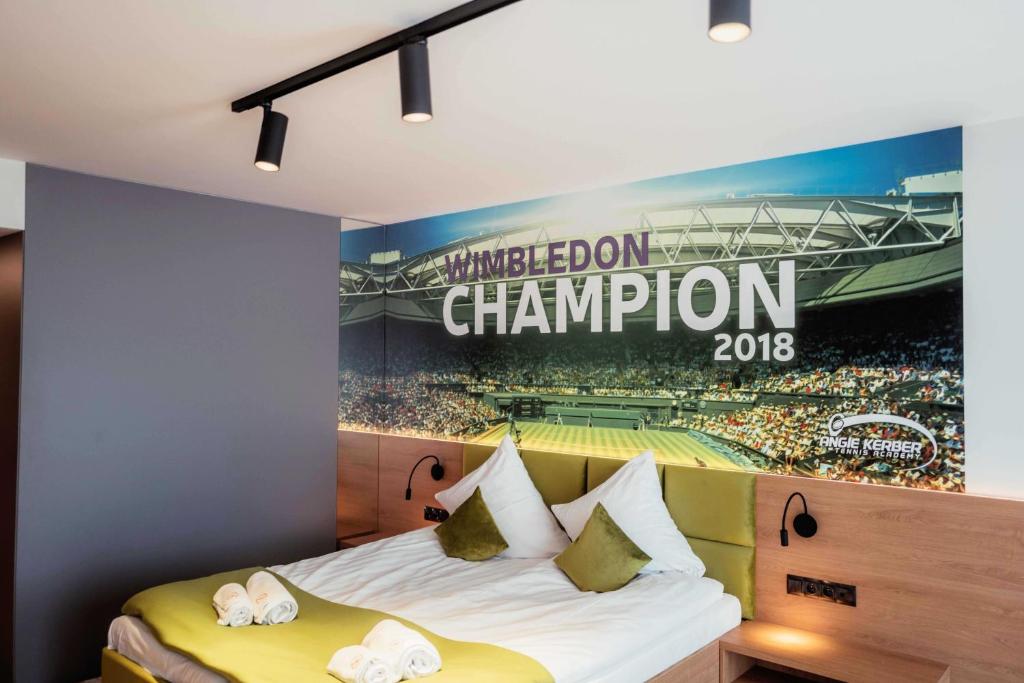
675,399,964,492
338,292,964,489
339,370,499,437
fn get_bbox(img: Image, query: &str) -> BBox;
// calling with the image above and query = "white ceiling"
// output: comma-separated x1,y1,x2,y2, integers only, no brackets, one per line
1,1,1022,227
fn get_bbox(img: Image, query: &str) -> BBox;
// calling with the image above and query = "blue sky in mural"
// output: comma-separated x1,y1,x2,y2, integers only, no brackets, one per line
339,224,385,263
340,127,961,262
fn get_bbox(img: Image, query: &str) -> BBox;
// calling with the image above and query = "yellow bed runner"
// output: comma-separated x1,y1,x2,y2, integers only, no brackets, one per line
123,567,553,683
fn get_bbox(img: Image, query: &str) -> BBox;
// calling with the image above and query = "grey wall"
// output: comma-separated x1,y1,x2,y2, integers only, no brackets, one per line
16,166,340,682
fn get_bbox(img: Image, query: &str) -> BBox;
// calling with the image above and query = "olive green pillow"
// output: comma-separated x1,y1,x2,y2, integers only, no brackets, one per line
434,486,508,561
554,502,651,592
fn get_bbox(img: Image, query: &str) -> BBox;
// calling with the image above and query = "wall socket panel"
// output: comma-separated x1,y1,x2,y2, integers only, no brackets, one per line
787,574,857,607
423,506,450,522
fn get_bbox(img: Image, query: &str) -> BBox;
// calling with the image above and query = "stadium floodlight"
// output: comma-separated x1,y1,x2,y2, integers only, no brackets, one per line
254,103,288,172
708,0,752,43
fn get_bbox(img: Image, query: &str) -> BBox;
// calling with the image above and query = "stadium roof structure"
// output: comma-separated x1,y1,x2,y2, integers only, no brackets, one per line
340,194,962,323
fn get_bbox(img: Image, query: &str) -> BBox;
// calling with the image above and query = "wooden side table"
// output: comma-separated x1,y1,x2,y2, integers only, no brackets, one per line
719,622,950,683
336,530,394,550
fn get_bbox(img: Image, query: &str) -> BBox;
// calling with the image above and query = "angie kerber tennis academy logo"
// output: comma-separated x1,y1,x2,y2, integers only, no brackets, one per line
820,413,938,471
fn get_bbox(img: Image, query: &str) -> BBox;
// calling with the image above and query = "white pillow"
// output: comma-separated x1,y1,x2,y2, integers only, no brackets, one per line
435,435,569,558
551,451,705,576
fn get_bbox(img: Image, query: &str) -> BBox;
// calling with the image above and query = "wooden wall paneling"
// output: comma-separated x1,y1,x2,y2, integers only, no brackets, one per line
337,430,380,539
0,233,22,682
756,474,1024,682
376,435,464,536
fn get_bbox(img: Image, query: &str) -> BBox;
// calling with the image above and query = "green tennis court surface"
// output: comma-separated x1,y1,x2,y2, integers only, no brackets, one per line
471,422,749,470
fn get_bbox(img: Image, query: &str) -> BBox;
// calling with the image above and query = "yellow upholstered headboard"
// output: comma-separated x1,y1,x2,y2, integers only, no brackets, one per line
462,443,756,619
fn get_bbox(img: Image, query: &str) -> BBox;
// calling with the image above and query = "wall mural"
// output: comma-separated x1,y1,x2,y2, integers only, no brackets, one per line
339,128,964,492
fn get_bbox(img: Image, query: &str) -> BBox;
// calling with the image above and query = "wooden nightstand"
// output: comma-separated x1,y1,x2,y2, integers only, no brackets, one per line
719,622,950,683
336,530,395,550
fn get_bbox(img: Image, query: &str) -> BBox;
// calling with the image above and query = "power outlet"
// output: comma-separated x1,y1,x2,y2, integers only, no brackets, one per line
423,506,449,522
787,574,856,607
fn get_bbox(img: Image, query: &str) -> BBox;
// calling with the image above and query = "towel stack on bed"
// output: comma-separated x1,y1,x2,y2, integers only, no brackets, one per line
211,582,253,627
211,571,298,628
247,570,299,625
210,574,440,681
327,619,442,683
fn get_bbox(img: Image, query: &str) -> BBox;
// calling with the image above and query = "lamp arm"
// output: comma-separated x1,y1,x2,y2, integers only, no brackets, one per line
405,455,441,500
780,492,808,546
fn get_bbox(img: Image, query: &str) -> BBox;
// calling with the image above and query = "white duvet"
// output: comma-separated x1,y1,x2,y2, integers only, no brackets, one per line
109,527,740,683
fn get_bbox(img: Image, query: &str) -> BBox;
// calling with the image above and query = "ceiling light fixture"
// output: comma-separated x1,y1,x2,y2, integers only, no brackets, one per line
254,103,288,172
708,0,751,43
399,39,433,123
232,1,522,169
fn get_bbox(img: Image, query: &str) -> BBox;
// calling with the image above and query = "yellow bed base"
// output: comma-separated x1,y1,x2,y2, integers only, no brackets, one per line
102,647,164,683
463,444,757,619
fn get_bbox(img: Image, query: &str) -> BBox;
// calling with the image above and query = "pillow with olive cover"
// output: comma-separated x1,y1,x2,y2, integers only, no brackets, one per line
554,502,651,592
434,486,509,561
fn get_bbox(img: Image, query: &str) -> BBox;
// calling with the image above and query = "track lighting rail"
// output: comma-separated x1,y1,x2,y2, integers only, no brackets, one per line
230,0,522,113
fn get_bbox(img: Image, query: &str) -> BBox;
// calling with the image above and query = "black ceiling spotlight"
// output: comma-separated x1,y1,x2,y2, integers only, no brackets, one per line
708,0,751,44
399,39,433,123
254,103,288,172
405,455,445,500
231,1,522,168
780,492,817,547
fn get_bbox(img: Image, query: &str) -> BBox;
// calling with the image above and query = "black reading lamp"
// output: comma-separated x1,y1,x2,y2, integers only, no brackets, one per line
405,455,445,501
780,492,817,547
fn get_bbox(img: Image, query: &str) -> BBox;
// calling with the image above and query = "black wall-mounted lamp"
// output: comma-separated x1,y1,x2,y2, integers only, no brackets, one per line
405,455,445,500
780,492,817,547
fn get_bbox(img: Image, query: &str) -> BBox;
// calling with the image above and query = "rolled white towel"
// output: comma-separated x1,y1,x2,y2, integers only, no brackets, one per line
327,645,398,683
212,582,254,627
362,619,442,679
245,571,298,625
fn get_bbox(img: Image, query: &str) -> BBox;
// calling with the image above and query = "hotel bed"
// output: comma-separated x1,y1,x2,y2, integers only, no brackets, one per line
110,527,740,682
105,446,756,682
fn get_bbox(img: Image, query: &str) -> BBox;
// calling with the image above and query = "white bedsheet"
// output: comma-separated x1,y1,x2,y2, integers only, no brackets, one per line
109,527,741,682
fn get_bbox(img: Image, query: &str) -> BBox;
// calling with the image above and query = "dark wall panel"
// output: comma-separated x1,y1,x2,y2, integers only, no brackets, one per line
0,232,22,682
16,167,339,682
